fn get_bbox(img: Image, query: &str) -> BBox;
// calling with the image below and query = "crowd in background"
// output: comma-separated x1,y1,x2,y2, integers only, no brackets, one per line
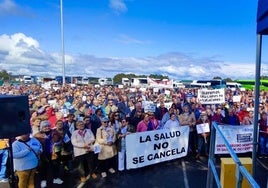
0,84,268,187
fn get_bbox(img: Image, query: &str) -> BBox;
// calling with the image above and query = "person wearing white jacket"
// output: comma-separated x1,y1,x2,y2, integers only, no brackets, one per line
71,120,95,182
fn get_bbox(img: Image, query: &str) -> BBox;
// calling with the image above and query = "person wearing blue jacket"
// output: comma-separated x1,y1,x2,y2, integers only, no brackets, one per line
12,133,42,188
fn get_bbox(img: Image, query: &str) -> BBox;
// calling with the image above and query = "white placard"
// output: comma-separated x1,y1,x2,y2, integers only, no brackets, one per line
153,88,159,93
232,95,241,102
165,90,170,96
196,123,210,134
197,89,225,104
143,101,156,113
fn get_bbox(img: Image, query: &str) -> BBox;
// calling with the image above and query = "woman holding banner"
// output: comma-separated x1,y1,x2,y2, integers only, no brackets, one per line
163,113,180,130
137,113,157,132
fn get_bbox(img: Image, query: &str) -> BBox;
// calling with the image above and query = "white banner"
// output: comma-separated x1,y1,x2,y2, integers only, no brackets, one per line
126,126,189,169
215,125,253,154
197,89,225,104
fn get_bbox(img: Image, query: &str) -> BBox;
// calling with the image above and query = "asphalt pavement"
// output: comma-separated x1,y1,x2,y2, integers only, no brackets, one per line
72,155,268,188
1,155,267,188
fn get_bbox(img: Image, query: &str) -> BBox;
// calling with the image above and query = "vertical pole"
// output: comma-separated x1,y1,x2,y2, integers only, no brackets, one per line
252,34,262,178
60,0,66,86
8,139,16,188
206,122,216,188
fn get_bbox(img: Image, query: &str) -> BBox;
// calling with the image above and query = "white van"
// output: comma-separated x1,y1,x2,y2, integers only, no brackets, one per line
23,76,33,84
226,82,245,91
122,78,130,86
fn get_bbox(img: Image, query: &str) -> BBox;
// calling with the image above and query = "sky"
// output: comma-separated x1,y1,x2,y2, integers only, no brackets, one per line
0,0,265,80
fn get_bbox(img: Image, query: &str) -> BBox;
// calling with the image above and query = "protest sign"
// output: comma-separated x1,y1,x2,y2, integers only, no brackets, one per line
232,95,241,103
143,101,156,113
196,123,210,134
215,125,253,154
126,126,189,169
197,89,225,104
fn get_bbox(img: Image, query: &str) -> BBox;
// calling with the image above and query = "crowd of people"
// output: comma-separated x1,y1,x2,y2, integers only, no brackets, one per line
0,83,267,188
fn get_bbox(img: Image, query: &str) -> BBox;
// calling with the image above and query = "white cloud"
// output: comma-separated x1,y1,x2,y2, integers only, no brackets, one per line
0,33,257,80
109,0,127,14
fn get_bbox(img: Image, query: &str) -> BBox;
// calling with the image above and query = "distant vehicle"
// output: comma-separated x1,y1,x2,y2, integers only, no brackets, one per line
55,76,72,85
130,77,148,87
75,77,89,85
173,81,185,89
23,76,33,84
122,78,130,86
209,79,226,89
226,82,245,91
190,80,211,88
190,79,226,89
98,78,113,86
82,77,89,85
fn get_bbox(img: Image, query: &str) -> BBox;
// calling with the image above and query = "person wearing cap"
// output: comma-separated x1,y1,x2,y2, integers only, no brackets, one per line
195,111,211,159
33,120,52,188
95,117,117,178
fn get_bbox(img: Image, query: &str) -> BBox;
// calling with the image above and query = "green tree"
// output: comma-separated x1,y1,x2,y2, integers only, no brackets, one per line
149,74,168,80
0,70,11,81
224,77,233,82
213,76,222,80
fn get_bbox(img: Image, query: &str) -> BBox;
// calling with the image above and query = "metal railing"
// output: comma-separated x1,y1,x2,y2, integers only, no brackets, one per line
206,122,260,188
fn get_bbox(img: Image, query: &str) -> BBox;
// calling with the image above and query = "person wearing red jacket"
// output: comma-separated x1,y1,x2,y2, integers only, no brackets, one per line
237,104,249,124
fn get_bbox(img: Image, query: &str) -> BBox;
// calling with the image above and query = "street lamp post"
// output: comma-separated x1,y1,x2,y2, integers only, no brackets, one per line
60,0,66,86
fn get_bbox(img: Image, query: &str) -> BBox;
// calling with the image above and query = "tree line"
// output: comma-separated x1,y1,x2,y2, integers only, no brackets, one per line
0,69,247,83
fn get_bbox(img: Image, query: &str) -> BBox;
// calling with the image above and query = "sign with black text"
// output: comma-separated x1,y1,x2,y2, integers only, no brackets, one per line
126,126,189,169
197,89,225,104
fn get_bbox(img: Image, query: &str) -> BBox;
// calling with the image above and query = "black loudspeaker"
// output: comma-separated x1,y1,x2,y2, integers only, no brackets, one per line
0,95,31,139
